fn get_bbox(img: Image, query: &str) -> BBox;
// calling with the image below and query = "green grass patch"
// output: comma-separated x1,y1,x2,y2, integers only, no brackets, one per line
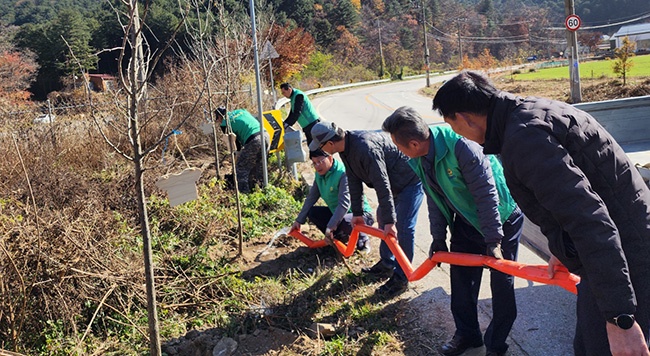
512,54,650,80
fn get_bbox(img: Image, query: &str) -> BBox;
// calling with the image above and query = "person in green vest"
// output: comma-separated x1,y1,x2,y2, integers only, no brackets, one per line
382,106,524,356
215,106,269,194
280,83,321,145
291,150,374,252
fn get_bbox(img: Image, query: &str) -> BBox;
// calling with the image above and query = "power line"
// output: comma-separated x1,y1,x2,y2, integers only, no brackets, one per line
545,11,650,30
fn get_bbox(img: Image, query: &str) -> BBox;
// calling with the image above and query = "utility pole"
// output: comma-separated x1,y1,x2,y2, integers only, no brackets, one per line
564,0,582,103
378,19,385,78
421,0,430,87
456,17,465,68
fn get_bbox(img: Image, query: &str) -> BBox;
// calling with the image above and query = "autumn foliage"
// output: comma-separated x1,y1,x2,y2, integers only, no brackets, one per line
460,48,498,71
267,24,316,84
331,25,361,63
0,49,38,105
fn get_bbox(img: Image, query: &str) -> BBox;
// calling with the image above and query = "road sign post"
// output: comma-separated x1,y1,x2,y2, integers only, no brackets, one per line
260,40,280,104
564,0,582,103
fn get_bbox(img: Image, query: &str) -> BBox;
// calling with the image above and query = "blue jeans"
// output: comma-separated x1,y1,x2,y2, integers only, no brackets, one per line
449,209,523,354
376,181,423,281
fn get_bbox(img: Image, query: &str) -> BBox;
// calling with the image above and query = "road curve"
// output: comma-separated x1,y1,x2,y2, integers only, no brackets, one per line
311,76,451,130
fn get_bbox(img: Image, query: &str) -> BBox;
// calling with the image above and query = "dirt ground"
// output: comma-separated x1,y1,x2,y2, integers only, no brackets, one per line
491,75,650,103
162,77,650,356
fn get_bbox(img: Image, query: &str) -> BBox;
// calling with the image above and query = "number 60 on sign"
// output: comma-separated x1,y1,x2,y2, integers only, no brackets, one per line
565,14,581,31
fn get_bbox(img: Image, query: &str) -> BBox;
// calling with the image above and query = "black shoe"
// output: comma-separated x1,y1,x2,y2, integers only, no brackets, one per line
361,261,394,279
439,335,484,356
376,275,408,298
485,351,506,356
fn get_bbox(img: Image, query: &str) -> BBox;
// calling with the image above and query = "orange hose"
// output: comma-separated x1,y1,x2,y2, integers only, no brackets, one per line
287,224,579,294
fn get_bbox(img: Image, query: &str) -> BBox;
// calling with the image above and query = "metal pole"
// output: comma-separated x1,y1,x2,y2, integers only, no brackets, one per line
249,0,269,187
564,0,582,103
47,98,56,149
422,0,430,87
457,18,463,68
269,58,277,104
377,19,384,78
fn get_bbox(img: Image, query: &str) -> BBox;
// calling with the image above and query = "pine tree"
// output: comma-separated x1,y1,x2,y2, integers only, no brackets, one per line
612,36,635,86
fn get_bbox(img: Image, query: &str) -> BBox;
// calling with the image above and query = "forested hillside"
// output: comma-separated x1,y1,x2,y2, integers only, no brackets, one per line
0,0,648,100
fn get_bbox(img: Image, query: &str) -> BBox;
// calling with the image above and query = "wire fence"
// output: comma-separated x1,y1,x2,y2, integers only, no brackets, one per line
1,84,256,127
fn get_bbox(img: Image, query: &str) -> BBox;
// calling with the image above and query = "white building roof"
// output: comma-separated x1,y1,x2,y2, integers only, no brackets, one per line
612,23,650,37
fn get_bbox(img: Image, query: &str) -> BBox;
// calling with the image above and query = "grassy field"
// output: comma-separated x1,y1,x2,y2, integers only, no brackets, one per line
512,54,650,80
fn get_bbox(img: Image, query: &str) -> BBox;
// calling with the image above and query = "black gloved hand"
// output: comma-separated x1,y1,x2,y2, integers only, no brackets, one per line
486,242,504,260
429,239,448,267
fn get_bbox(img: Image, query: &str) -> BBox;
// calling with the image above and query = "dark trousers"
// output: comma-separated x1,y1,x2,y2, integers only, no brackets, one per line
302,119,320,146
307,206,373,246
449,210,523,354
573,265,650,355
236,132,269,193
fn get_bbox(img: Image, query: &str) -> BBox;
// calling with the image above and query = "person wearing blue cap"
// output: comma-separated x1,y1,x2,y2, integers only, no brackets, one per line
309,120,424,298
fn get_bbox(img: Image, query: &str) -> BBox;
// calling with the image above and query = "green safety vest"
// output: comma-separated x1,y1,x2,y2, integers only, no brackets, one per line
221,109,260,146
290,88,319,128
408,126,516,235
315,159,372,214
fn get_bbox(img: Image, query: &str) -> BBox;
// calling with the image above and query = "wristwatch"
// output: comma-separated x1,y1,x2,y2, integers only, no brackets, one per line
607,314,635,330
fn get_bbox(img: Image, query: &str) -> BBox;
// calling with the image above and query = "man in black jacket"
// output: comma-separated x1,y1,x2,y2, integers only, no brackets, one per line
433,70,650,356
309,120,424,298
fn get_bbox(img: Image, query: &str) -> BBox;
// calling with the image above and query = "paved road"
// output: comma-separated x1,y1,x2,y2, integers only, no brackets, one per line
309,77,577,355
311,75,452,129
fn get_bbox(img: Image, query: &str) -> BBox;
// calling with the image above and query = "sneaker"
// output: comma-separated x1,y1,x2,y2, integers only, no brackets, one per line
376,275,408,298
356,237,371,254
357,243,371,254
361,261,394,279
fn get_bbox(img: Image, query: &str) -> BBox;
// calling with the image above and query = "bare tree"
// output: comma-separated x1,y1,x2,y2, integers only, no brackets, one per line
176,1,278,255
81,1,206,354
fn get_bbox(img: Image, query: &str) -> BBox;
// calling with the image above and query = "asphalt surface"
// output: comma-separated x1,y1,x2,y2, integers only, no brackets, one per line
307,77,578,355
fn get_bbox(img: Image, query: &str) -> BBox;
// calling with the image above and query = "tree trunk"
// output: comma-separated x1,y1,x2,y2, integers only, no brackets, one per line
134,154,162,355
129,1,161,354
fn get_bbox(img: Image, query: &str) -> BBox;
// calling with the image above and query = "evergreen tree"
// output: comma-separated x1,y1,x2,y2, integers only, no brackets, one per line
330,0,360,30
612,36,635,86
16,9,96,98
278,0,315,30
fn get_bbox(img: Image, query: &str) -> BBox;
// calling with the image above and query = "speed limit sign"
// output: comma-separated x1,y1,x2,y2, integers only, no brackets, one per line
565,14,581,31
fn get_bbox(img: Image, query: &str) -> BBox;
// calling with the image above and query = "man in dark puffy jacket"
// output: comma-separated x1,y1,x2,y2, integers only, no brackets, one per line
383,106,524,356
309,120,424,298
433,70,650,356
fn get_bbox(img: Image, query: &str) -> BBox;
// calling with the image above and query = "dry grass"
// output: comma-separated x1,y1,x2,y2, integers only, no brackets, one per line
423,74,650,104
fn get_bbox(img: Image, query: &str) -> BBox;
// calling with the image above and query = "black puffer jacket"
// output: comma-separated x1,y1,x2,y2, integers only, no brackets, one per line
484,91,650,320
340,130,420,225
